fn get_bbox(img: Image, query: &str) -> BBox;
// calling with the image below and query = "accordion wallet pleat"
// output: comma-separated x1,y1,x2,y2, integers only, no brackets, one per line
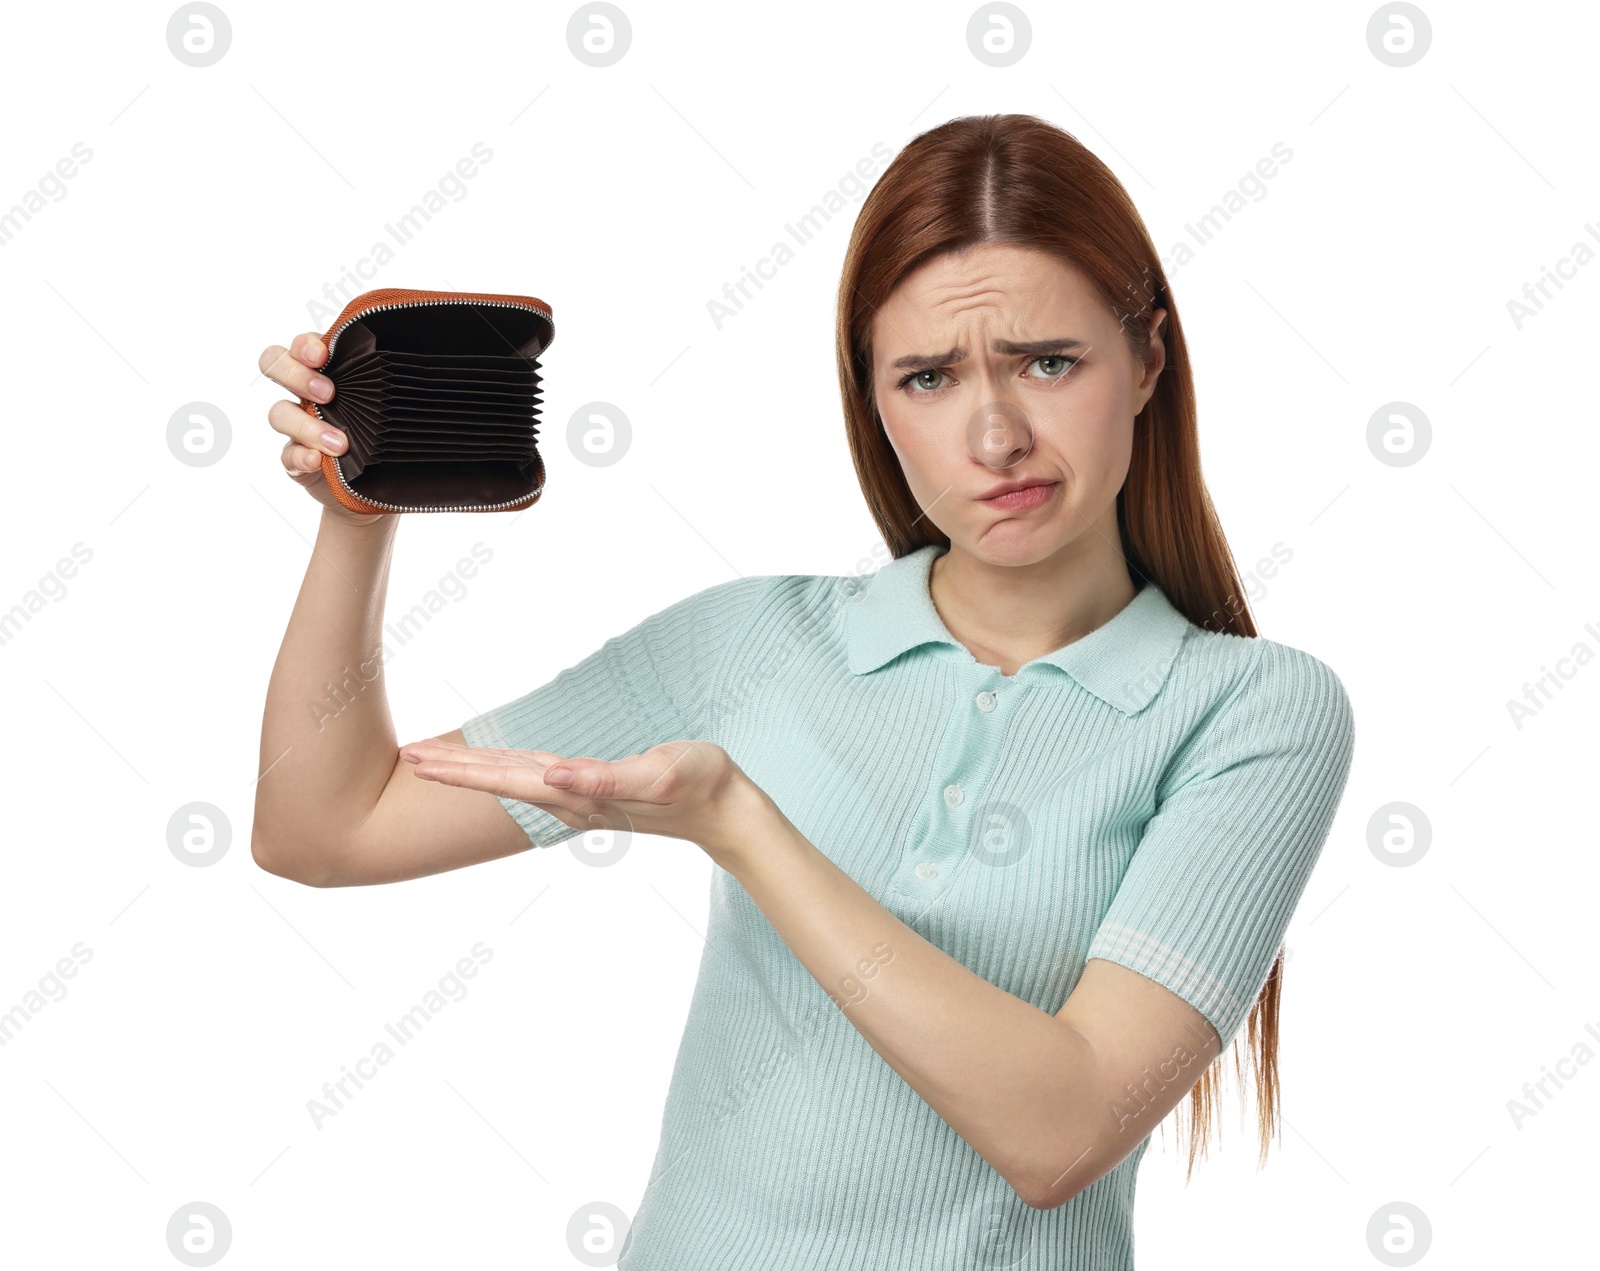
295,287,555,514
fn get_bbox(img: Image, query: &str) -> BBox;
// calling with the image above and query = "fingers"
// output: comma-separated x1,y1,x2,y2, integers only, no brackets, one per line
400,741,591,795
294,331,328,369
407,759,533,801
399,740,686,808
262,329,345,480
400,739,566,766
399,741,567,805
268,398,346,469
548,749,682,801
406,756,580,806
257,332,334,403
544,742,691,801
281,438,323,475
403,746,645,838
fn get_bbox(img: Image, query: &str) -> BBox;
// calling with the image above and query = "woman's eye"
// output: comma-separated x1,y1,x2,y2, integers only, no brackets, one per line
897,369,948,394
896,355,1079,394
1028,354,1079,379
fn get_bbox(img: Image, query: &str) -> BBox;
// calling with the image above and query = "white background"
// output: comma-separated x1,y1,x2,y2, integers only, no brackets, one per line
1,0,1594,1266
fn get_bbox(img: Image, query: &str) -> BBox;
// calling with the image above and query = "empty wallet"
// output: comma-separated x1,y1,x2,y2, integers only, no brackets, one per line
297,286,555,514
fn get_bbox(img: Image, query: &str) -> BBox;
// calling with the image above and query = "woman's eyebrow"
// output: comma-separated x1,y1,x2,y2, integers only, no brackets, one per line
889,337,1088,372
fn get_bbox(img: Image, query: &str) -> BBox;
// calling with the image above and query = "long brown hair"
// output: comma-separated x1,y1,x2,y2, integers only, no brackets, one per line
835,112,1280,1176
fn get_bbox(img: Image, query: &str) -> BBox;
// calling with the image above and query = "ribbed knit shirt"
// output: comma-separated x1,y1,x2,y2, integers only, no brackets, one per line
461,544,1356,1270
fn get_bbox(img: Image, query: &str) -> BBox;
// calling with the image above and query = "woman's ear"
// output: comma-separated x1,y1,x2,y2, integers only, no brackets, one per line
1131,309,1168,415
1147,308,1168,365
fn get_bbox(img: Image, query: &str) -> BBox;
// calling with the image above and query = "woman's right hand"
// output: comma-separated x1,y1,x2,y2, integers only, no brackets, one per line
259,333,388,525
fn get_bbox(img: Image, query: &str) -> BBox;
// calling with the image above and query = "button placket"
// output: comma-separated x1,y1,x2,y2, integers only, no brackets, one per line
895,667,1019,899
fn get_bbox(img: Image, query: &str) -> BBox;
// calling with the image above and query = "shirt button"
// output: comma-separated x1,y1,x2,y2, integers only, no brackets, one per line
915,862,939,880
944,783,964,808
976,691,996,712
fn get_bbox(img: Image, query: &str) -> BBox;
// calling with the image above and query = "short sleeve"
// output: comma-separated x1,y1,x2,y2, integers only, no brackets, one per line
1086,640,1356,1050
460,574,775,848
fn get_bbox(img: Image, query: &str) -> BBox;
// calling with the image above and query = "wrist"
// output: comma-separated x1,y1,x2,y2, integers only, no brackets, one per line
702,772,786,875
320,504,399,536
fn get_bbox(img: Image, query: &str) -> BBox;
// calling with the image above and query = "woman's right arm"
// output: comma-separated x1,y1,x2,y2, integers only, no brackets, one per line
251,333,530,888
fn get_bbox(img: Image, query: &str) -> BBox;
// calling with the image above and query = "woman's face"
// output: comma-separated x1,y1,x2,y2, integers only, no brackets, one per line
869,243,1165,568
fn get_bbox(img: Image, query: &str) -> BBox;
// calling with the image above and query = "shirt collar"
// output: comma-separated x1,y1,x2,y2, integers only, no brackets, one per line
844,545,1193,715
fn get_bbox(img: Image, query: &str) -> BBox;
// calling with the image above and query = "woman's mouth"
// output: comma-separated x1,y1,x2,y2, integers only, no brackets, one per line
979,480,1058,511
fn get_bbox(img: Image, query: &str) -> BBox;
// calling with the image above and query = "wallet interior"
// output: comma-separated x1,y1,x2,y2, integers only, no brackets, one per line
316,302,553,509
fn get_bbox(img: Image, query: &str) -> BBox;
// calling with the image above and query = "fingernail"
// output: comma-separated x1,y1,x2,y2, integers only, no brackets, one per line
545,767,573,787
309,375,333,399
320,429,344,451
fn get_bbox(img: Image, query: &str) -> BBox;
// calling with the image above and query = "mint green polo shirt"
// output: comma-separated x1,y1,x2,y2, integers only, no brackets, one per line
461,544,1355,1269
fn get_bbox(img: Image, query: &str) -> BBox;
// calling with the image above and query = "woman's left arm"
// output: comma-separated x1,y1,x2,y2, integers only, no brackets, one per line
400,736,1222,1211
715,784,1224,1209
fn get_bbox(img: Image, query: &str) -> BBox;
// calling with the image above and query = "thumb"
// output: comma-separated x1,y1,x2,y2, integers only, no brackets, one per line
545,759,612,794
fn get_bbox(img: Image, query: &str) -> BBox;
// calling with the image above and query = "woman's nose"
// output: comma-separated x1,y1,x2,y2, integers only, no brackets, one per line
967,399,1033,469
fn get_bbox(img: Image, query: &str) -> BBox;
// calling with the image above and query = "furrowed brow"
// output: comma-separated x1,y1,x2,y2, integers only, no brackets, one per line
993,337,1089,356
889,337,1088,372
890,346,966,372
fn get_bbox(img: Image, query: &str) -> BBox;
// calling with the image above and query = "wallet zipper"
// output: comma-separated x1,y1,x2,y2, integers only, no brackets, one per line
317,295,554,514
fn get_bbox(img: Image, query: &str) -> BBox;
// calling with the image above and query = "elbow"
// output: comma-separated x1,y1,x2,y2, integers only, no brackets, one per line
1011,1171,1075,1210
1013,1175,1078,1213
250,827,333,888
1009,1146,1091,1212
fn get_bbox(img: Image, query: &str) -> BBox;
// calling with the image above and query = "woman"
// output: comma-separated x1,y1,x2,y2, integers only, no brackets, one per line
254,113,1355,1268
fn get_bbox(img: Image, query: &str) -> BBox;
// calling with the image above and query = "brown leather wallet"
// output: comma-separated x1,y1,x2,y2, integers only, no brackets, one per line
297,287,555,514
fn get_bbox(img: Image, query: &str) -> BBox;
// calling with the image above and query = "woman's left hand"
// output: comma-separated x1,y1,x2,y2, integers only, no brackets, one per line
398,736,770,867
